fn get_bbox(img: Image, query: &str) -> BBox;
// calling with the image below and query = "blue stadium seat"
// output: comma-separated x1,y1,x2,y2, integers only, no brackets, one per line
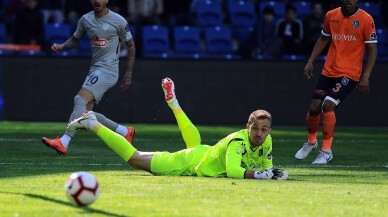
204,26,241,59
281,54,307,61
292,1,311,19
377,28,388,44
77,35,92,56
196,0,223,27
45,23,71,44
0,23,6,43
358,2,382,27
173,26,201,57
358,2,380,19
228,0,256,27
142,25,170,58
258,1,285,18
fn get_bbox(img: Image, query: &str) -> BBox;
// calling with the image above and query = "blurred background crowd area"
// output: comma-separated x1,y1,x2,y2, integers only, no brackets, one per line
0,0,387,60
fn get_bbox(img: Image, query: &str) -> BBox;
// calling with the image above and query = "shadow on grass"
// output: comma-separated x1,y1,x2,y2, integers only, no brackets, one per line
0,191,131,217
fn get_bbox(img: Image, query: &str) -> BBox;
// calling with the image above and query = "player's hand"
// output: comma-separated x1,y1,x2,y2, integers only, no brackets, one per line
253,170,274,179
357,77,369,95
271,168,288,180
51,43,63,53
304,62,314,80
120,70,132,91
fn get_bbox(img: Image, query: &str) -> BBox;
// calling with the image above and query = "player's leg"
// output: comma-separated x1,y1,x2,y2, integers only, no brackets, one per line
82,71,135,143
295,75,331,160
67,111,152,172
312,76,357,164
41,88,94,154
161,77,201,148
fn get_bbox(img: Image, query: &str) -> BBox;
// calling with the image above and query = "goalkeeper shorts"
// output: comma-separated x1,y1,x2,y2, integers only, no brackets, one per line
150,145,210,176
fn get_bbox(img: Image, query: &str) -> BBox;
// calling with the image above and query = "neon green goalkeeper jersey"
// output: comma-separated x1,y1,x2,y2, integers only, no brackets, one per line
195,129,273,179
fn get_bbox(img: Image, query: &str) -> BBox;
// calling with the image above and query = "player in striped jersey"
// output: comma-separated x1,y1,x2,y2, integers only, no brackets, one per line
295,0,377,164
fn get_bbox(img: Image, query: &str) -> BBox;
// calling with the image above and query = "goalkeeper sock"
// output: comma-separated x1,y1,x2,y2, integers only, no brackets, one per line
95,124,137,161
306,112,320,144
322,111,336,151
175,111,201,149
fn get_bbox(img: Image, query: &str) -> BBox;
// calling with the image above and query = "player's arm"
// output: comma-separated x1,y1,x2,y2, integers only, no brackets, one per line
225,142,273,180
121,39,136,91
358,41,377,95
51,36,81,53
304,35,330,80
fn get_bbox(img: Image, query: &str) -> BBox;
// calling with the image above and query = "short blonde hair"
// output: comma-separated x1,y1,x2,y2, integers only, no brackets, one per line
247,109,272,126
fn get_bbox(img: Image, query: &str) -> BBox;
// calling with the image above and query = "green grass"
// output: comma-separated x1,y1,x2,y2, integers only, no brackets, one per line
0,122,388,217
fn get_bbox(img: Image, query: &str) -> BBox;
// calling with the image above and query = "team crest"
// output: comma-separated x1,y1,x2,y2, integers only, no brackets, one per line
102,24,109,31
341,77,349,85
353,20,359,28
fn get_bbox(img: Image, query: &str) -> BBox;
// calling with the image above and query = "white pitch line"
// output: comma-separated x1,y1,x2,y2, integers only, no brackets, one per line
0,162,387,169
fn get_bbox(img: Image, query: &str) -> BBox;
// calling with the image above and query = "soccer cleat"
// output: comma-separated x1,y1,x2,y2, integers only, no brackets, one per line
312,150,333,164
161,77,176,103
125,126,136,144
41,137,67,155
295,140,318,160
67,111,97,131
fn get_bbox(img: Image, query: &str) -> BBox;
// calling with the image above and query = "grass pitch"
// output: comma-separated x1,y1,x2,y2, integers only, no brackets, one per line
0,122,387,217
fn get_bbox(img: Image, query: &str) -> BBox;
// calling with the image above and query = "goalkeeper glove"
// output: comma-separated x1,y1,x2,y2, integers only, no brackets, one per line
271,168,288,180
253,170,274,179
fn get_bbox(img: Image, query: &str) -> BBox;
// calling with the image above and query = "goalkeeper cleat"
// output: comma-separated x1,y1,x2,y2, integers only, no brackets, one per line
312,150,333,165
67,111,97,131
295,140,318,160
41,137,67,155
125,126,136,144
161,77,176,103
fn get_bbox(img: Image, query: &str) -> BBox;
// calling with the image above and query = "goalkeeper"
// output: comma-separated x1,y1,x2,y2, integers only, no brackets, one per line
68,78,288,180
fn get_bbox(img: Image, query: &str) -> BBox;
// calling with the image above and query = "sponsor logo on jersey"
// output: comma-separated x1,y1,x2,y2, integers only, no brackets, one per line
331,34,357,41
92,36,108,47
353,20,360,28
341,77,349,85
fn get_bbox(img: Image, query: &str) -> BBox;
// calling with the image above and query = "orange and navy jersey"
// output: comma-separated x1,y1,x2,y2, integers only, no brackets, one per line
321,6,377,81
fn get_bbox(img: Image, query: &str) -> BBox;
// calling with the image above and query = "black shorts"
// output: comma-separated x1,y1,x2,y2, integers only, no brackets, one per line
312,74,357,106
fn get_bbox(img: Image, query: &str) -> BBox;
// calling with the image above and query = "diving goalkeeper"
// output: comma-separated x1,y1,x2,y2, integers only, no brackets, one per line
67,78,288,180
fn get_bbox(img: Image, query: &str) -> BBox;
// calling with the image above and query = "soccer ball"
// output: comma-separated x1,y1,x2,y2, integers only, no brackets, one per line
64,171,100,206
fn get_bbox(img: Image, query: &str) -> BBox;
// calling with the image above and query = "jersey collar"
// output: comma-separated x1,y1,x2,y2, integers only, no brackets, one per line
341,5,359,17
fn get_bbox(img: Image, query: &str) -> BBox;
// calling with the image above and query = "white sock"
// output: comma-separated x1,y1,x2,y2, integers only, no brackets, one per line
60,134,72,148
115,124,128,137
167,98,180,110
87,119,98,130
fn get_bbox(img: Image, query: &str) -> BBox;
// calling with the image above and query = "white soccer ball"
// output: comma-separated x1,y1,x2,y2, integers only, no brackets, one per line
64,171,100,206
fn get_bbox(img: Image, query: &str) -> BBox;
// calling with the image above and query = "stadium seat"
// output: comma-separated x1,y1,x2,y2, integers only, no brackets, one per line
142,25,170,58
77,35,92,56
358,2,382,27
227,0,256,27
377,28,388,45
281,54,307,61
0,23,6,43
204,26,241,59
45,23,71,44
196,0,223,27
292,1,311,19
258,1,285,18
173,26,201,57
